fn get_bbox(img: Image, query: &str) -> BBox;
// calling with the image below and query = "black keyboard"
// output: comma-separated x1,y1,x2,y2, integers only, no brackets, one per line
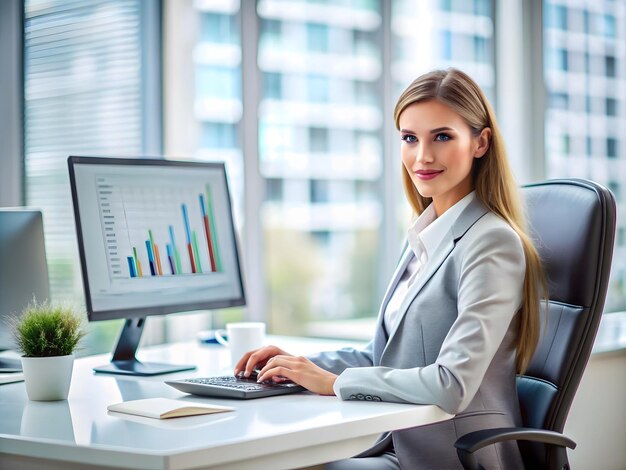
165,375,306,399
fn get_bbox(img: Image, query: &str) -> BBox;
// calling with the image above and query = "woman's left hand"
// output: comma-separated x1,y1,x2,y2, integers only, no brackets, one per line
256,355,338,396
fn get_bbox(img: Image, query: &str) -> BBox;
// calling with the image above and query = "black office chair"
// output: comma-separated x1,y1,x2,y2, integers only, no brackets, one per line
454,179,617,470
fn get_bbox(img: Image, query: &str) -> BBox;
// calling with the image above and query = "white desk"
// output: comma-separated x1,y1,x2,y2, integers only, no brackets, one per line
0,338,453,470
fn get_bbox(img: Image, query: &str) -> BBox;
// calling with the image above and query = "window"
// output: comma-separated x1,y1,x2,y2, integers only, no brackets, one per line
22,0,626,350
310,179,329,203
440,0,452,12
558,49,569,71
18,0,626,362
549,92,569,110
606,98,618,117
607,138,618,158
196,67,241,99
544,0,626,313
582,9,589,33
258,0,384,335
546,4,568,30
307,23,329,52
23,0,159,354
201,123,238,149
264,72,282,99
474,36,488,63
354,30,377,56
201,12,238,44
604,14,616,38
440,31,453,61
355,80,378,105
606,56,617,77
563,135,571,154
308,75,330,102
584,95,592,114
569,51,585,74
266,178,283,201
309,127,329,152
474,0,490,16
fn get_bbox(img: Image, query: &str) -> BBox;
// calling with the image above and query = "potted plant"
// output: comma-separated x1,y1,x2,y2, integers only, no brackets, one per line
10,301,86,401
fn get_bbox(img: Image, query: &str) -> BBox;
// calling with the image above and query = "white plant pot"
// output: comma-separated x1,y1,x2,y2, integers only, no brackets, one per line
21,354,74,401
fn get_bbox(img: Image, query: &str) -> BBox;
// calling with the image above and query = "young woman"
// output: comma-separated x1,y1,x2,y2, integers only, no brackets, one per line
234,68,544,469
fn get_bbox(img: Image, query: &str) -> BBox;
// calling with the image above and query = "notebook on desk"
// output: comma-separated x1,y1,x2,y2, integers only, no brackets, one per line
166,374,306,399
108,397,233,419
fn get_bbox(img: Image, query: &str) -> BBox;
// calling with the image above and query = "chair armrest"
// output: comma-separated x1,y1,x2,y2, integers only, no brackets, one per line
454,427,576,470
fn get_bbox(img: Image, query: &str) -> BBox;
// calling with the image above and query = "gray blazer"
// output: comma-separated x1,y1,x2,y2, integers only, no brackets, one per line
309,198,526,469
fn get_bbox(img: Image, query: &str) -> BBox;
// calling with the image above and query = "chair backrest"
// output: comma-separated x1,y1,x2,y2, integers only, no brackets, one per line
517,179,616,468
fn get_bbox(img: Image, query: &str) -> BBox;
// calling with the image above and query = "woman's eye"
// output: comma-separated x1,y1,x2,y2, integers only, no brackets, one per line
434,133,451,142
401,134,417,143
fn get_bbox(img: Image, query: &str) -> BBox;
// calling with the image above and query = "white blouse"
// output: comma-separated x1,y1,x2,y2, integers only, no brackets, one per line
383,191,477,334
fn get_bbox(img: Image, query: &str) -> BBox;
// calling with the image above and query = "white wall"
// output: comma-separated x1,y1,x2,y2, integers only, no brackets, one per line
565,350,626,469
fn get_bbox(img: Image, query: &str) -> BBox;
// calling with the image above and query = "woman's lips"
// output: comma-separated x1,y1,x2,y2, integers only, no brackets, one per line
415,170,443,181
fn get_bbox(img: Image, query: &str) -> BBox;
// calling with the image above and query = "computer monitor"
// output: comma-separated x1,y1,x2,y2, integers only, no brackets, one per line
0,209,50,371
68,156,246,376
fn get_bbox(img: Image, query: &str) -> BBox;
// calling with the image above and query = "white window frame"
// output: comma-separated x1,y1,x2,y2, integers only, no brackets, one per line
0,0,23,207
494,0,545,184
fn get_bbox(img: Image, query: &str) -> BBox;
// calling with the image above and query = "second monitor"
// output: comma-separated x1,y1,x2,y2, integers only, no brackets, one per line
68,156,246,375
0,209,50,371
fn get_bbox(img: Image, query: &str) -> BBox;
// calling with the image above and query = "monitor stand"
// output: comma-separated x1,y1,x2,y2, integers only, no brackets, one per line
94,317,196,376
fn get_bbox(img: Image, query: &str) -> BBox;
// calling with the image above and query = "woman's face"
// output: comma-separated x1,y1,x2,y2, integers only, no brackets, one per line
399,99,490,216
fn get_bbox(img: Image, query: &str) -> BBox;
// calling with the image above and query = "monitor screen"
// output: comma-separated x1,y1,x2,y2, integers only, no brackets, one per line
69,156,246,322
0,209,49,355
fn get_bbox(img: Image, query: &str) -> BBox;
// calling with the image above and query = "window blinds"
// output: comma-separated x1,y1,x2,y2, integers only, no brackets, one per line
24,0,144,299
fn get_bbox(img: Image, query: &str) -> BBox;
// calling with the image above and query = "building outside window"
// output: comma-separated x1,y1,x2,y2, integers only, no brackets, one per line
257,0,384,336
544,0,626,312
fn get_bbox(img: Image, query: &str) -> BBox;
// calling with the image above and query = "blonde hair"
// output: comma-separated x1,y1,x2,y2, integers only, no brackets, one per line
394,68,544,373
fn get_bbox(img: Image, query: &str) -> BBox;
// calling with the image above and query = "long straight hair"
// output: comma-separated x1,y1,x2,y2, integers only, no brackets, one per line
394,68,544,373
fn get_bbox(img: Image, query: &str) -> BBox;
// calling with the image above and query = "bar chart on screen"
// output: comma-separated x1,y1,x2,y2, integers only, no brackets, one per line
94,175,222,282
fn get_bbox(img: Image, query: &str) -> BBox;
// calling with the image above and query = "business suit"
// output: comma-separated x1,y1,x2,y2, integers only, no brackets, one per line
309,196,526,469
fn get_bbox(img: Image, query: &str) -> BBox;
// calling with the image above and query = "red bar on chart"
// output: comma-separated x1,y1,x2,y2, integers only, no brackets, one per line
203,215,217,272
187,243,197,273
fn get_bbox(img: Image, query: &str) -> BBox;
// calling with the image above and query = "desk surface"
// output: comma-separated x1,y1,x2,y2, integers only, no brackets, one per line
0,337,452,470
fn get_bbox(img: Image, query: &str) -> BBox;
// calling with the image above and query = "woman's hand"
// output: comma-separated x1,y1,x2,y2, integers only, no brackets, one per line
233,345,292,378
257,355,338,396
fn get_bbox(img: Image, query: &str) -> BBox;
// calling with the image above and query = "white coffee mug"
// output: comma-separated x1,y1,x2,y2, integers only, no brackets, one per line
215,322,266,368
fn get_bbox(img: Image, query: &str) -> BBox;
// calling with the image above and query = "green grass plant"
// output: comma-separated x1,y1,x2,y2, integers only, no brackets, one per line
10,302,86,357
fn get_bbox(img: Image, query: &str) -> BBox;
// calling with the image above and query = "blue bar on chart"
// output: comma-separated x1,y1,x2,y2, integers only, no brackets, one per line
127,256,137,278
166,244,176,275
169,225,182,274
145,240,156,276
